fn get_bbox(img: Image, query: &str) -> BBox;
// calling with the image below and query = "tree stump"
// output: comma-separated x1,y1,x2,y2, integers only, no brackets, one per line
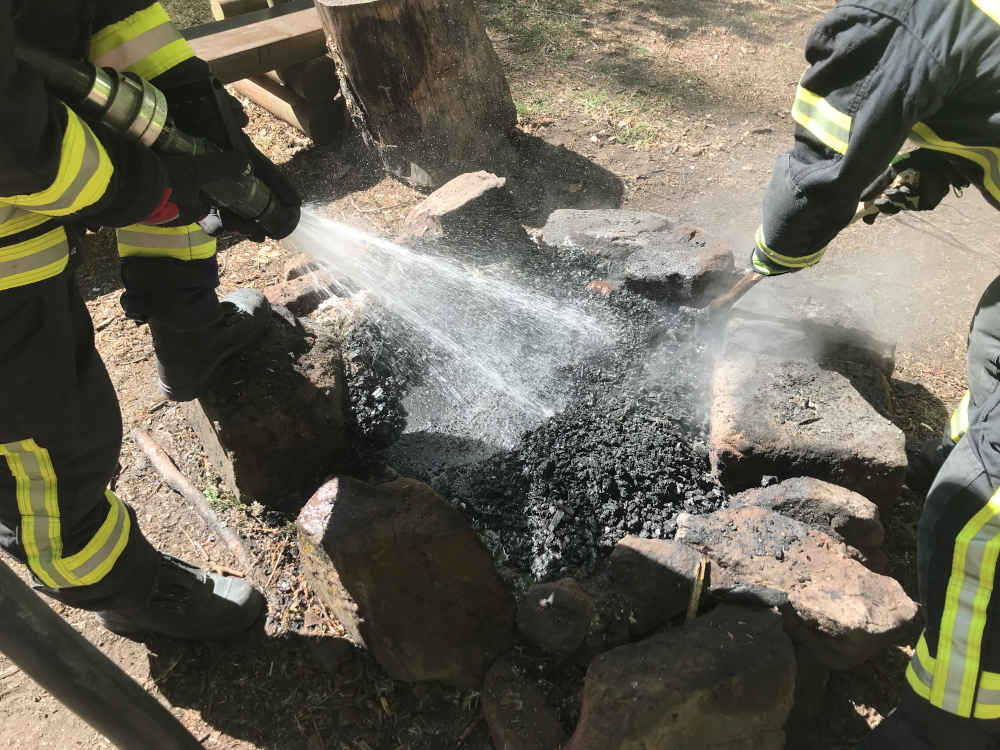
313,0,517,188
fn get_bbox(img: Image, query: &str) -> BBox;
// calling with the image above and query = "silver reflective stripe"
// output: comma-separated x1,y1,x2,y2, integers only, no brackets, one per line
27,125,103,213
0,237,69,279
911,646,934,689
976,681,1000,705
909,126,1000,202
792,95,851,152
117,227,211,249
936,500,1000,715
0,205,19,223
68,495,126,580
94,23,182,71
0,441,70,588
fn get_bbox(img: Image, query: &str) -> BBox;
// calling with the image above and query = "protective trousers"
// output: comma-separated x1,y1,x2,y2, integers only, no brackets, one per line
866,276,1000,748
0,232,219,611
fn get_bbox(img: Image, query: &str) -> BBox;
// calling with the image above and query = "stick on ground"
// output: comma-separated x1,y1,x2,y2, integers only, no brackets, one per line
132,428,251,572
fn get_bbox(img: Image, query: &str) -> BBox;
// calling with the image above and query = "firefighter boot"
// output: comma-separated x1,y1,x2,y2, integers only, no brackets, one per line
150,288,270,402
97,554,264,639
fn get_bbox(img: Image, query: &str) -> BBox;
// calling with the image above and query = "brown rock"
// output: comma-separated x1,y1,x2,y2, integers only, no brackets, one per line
262,276,331,317
283,251,318,281
607,536,702,638
185,305,350,508
401,171,528,248
725,273,896,376
483,658,566,750
297,476,515,686
568,605,795,750
731,477,885,550
788,644,830,733
517,578,595,658
710,354,907,508
676,507,918,668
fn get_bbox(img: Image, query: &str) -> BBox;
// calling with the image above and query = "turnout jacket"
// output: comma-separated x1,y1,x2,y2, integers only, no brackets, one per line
0,0,210,291
757,0,1000,271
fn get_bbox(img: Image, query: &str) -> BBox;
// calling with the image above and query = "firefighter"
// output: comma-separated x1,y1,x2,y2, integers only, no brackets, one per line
0,0,301,639
752,0,1000,746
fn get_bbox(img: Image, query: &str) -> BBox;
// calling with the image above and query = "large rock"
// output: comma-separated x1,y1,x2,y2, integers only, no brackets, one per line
297,476,514,686
540,209,672,260
731,477,884,550
621,227,735,304
710,353,907,508
540,209,734,303
516,578,595,659
185,304,351,508
725,274,896,376
607,536,703,638
483,658,567,750
676,507,918,668
567,605,795,750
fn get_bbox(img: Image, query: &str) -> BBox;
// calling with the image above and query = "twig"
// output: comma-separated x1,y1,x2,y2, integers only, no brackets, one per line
132,428,250,572
0,665,21,680
94,316,115,332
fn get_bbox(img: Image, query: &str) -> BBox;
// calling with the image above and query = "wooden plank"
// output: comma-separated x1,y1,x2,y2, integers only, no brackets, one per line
231,76,344,145
187,7,327,84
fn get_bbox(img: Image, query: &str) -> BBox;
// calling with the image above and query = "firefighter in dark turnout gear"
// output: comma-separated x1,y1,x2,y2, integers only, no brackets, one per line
0,0,301,638
754,0,1000,746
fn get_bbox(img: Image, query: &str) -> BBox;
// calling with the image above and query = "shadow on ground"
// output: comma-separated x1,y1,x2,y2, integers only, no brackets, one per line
147,626,491,750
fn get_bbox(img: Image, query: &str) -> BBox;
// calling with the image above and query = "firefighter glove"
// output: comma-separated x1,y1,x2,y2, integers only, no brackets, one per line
859,149,971,224
141,150,252,227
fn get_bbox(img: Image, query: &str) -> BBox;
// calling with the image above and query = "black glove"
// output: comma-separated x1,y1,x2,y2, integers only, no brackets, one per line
162,75,301,239
859,149,972,224
141,150,252,227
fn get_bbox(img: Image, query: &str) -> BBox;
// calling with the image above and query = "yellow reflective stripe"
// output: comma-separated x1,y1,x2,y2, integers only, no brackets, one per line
0,207,51,237
0,442,130,589
116,223,216,261
0,228,70,291
973,0,1000,25
89,3,194,81
754,225,826,269
791,84,852,154
0,440,68,588
951,391,972,442
933,485,1000,716
0,109,112,216
909,122,1000,204
60,491,130,585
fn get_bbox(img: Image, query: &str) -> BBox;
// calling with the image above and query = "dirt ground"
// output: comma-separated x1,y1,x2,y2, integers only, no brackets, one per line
2,0,998,748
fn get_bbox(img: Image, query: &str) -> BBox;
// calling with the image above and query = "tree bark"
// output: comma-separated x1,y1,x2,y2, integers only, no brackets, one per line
313,0,517,188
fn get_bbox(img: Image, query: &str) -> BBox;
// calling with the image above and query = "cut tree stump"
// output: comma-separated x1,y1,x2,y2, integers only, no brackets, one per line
314,0,517,188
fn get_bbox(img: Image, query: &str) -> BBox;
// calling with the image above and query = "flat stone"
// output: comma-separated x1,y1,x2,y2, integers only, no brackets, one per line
567,605,795,750
297,476,514,686
731,477,884,550
725,274,896,376
621,227,735,304
401,171,528,248
185,304,351,508
710,353,907,508
540,208,673,260
675,507,918,669
483,658,567,750
517,578,595,658
607,536,702,638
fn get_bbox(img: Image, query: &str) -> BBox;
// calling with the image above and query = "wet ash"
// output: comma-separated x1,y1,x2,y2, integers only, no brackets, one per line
423,297,727,581
436,395,722,580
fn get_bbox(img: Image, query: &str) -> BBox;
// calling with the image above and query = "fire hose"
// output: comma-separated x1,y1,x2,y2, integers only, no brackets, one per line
0,555,202,748
13,40,297,240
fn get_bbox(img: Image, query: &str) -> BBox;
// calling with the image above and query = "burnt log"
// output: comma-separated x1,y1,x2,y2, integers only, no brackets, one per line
313,0,517,188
